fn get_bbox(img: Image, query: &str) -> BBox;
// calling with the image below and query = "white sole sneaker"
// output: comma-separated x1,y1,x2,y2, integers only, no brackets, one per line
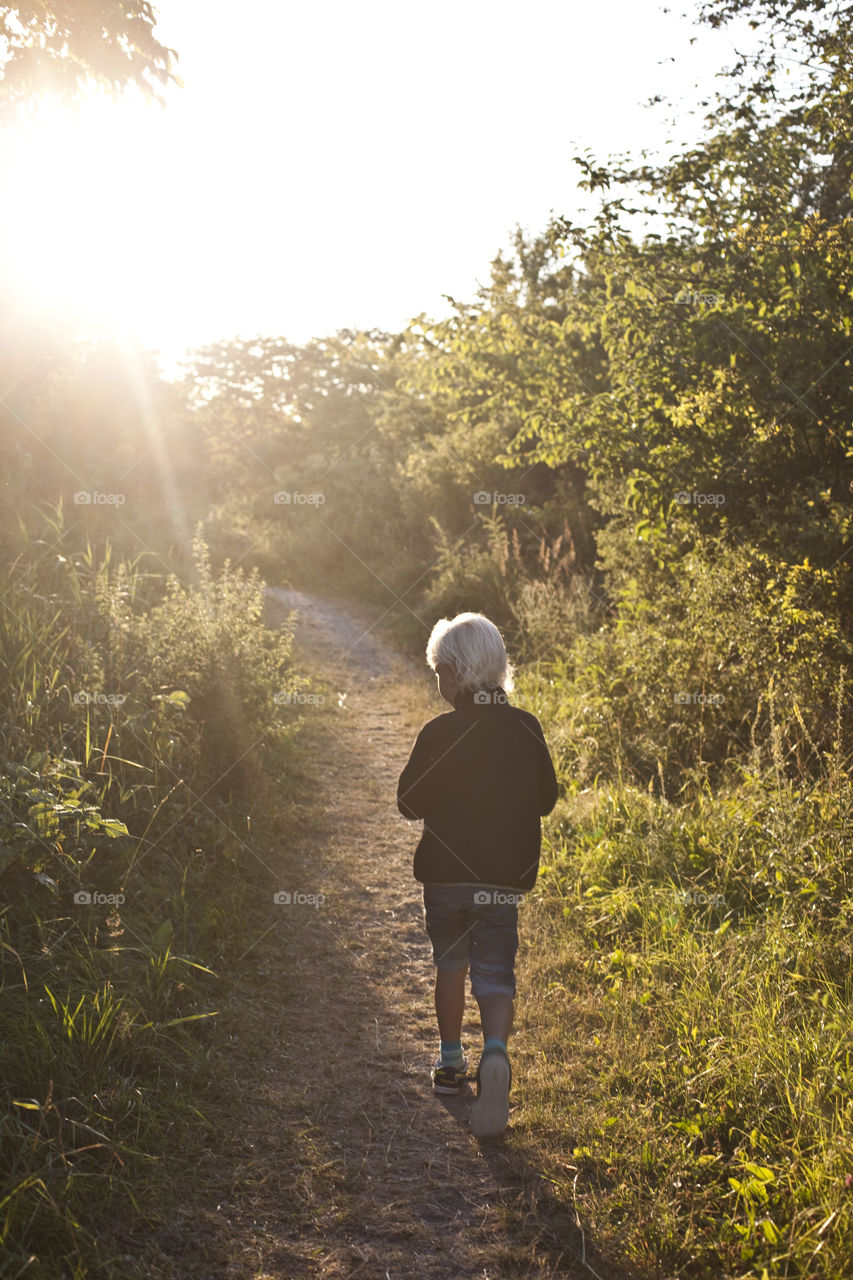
470,1050,511,1138
431,1057,469,1094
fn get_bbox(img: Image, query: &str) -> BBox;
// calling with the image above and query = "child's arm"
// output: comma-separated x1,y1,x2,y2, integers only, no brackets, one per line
534,720,559,815
396,726,437,820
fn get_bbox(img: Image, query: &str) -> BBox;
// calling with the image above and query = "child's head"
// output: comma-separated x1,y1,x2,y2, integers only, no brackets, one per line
426,612,515,694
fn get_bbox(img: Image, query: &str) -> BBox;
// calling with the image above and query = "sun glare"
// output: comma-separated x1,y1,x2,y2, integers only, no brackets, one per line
1,93,181,347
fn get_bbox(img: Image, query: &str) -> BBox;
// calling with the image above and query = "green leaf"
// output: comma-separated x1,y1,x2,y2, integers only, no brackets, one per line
152,919,173,951
157,1010,220,1029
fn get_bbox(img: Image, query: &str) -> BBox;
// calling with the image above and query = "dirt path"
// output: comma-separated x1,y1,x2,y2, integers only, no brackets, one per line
155,590,619,1280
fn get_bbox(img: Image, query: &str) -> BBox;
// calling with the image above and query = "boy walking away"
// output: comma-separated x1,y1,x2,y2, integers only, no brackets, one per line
397,612,558,1138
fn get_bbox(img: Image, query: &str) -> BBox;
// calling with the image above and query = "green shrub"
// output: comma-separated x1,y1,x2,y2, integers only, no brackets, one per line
134,528,300,799
516,527,852,793
522,750,853,1280
0,508,307,1277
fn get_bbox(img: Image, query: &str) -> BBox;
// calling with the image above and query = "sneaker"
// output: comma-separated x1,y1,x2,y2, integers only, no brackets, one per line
431,1055,468,1094
470,1046,512,1138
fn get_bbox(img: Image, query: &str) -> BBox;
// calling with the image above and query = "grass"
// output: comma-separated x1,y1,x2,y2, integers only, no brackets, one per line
510,661,853,1278
5,512,853,1278
0,510,314,1278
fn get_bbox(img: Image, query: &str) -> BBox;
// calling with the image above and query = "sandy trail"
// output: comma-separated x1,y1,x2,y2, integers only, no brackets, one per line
154,589,615,1280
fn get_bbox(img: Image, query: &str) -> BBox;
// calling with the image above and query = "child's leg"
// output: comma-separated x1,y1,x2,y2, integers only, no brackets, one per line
469,902,517,1136
469,893,520,1049
422,885,472,1060
476,992,514,1045
435,965,468,1042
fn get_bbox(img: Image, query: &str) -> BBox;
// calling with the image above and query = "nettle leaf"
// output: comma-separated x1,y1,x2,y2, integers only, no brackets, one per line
91,817,130,838
153,690,191,709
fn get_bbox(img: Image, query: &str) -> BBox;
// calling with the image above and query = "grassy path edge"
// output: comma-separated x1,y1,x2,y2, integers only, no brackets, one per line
125,587,627,1280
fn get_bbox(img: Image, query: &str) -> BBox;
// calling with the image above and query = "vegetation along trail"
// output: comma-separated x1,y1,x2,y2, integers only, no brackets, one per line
155,588,624,1280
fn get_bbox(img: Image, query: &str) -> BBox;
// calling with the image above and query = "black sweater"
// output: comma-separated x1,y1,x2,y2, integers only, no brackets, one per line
396,688,558,890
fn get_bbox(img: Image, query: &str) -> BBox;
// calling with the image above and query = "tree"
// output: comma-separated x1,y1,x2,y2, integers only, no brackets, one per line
489,0,853,569
0,1,178,112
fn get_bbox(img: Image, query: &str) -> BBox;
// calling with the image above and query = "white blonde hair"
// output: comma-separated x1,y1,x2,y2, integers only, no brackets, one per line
426,612,515,693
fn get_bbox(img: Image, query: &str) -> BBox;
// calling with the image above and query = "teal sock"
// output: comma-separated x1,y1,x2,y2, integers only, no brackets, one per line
483,1036,507,1055
440,1038,464,1065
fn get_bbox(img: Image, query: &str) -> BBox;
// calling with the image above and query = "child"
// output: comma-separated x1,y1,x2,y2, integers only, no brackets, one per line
397,612,558,1138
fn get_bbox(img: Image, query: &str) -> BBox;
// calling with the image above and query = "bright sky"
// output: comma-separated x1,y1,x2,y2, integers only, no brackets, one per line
0,0,760,369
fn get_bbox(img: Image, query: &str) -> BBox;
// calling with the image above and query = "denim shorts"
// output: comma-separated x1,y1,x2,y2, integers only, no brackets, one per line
421,883,522,998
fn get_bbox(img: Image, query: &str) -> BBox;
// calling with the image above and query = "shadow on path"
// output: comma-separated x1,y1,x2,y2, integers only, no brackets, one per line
150,589,634,1280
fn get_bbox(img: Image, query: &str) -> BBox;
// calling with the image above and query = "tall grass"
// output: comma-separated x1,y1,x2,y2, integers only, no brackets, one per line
515,661,853,1279
0,506,306,1277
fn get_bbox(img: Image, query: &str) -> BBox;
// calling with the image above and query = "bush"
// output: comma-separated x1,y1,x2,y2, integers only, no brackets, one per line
0,508,307,1277
521,750,853,1280
520,526,853,792
136,528,300,799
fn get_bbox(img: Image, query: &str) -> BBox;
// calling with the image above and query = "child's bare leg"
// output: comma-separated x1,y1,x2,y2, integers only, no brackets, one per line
435,966,467,1042
476,993,514,1044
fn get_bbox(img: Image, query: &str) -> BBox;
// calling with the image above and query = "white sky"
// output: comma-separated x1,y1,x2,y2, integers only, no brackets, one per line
0,0,761,369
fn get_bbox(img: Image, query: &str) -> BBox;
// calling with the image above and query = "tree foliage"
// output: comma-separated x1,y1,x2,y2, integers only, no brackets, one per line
0,1,178,110
3,0,851,792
